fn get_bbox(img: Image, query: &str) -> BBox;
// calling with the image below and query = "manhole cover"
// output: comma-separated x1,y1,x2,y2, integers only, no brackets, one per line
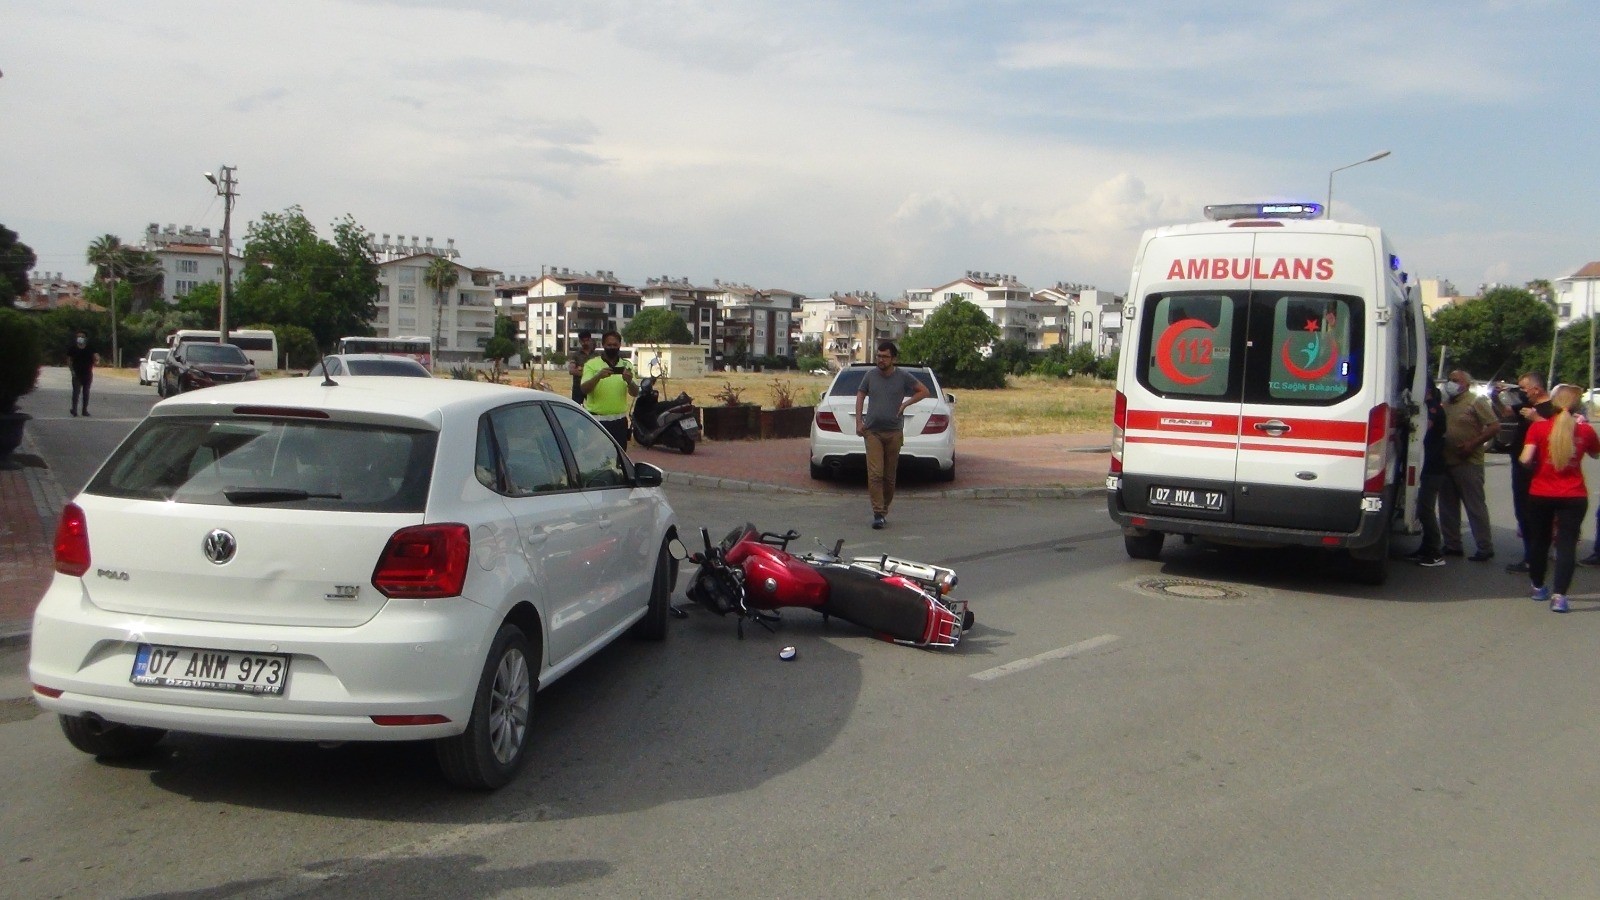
1126,576,1263,605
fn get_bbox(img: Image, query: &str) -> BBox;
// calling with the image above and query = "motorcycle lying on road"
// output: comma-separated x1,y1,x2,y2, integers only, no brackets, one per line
632,375,700,453
680,523,973,650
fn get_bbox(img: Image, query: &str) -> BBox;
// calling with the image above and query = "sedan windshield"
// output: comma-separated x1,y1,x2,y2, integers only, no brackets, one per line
186,344,251,365
345,359,431,376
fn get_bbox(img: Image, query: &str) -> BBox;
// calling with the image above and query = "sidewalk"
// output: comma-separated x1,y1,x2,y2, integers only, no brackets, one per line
1,431,67,645
0,429,1112,646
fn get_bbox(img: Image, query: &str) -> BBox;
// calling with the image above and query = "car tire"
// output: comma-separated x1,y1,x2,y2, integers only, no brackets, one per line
156,379,166,398
677,434,696,455
809,460,829,481
1124,530,1164,560
58,714,166,758
436,624,535,790
630,539,673,641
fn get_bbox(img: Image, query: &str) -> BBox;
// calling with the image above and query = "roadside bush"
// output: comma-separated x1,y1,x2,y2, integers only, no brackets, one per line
0,307,42,412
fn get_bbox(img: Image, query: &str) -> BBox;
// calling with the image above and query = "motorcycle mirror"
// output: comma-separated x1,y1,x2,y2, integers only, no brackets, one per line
667,537,688,561
699,526,714,556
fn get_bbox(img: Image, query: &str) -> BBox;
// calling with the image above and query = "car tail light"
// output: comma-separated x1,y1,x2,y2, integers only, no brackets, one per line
372,523,470,599
1363,403,1389,494
816,411,842,432
1110,391,1127,474
54,503,90,576
33,684,63,699
920,414,950,434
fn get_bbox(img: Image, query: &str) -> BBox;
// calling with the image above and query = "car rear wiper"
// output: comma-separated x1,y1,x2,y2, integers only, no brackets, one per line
224,487,344,504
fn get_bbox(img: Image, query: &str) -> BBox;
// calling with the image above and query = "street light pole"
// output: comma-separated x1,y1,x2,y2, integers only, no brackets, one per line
205,166,237,342
1325,150,1390,220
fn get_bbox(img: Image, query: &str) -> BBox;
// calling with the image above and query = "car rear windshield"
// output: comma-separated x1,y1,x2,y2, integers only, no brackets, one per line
87,416,437,512
186,344,250,365
346,359,430,376
827,367,938,397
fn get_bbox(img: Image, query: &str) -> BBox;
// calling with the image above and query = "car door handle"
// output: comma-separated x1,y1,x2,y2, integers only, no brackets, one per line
1253,420,1291,436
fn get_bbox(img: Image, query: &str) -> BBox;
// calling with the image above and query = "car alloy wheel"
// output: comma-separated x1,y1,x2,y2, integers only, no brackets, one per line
436,624,534,789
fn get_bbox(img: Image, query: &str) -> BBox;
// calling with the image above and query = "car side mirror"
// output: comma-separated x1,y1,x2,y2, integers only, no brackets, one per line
945,393,956,404
633,460,665,488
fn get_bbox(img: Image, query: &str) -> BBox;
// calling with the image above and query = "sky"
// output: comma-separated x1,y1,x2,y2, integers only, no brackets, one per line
4,0,1598,299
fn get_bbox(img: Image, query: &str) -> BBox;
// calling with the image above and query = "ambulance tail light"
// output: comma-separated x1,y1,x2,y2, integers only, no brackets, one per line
1363,403,1389,494
1110,390,1127,474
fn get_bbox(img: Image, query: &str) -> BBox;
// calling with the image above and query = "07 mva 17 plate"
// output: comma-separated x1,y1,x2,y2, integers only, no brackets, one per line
1148,485,1226,512
131,643,289,695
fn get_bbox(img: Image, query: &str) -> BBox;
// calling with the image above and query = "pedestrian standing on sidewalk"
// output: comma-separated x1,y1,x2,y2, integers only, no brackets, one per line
1405,381,1448,566
1502,372,1552,574
1519,384,1600,613
567,330,597,404
64,330,98,417
855,340,928,529
1438,369,1500,561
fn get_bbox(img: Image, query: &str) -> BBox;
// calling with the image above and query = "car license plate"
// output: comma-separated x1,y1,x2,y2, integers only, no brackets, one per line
1148,485,1226,512
131,643,289,695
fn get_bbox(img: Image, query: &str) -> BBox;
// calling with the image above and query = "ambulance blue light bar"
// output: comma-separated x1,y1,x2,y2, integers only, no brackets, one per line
1203,202,1324,221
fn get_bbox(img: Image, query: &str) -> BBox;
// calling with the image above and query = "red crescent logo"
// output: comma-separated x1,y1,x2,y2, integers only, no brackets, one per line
1154,318,1214,386
1279,336,1340,379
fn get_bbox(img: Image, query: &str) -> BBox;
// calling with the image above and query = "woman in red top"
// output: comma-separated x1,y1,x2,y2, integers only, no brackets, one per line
1518,384,1600,612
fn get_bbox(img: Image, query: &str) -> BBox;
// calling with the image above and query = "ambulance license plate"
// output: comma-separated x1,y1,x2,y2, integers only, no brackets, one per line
1148,485,1226,512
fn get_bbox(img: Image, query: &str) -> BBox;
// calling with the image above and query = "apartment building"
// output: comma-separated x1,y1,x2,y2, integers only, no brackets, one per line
906,272,1057,349
799,293,911,369
372,249,501,363
705,281,798,363
1554,263,1600,327
1035,283,1123,357
142,223,243,305
494,268,641,364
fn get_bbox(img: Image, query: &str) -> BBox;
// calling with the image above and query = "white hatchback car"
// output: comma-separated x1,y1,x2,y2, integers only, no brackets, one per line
30,376,679,789
808,363,956,482
137,348,168,386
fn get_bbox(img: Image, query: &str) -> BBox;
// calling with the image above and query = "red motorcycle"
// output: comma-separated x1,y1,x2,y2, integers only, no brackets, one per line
681,524,972,649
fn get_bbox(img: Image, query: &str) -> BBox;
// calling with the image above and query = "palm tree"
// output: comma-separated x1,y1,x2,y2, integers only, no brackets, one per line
86,234,125,367
424,256,459,365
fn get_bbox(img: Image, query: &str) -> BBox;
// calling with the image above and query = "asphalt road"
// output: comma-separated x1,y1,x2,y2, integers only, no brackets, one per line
5,368,1599,898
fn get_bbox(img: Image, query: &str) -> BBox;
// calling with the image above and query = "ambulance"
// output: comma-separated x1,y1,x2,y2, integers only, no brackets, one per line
1105,202,1428,584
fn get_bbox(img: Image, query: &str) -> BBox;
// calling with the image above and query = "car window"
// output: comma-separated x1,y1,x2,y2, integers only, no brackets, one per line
480,404,571,497
828,367,938,398
550,404,626,489
87,417,436,512
185,344,251,365
150,350,168,361
347,359,428,376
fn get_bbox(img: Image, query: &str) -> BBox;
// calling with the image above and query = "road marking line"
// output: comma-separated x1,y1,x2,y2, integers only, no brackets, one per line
970,634,1119,682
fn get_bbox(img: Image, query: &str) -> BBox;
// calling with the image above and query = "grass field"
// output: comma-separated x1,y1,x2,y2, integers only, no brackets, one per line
105,363,1117,439
625,370,1116,439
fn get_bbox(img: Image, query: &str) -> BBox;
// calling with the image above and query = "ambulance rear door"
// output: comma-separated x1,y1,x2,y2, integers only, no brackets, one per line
1231,231,1375,533
1120,230,1255,523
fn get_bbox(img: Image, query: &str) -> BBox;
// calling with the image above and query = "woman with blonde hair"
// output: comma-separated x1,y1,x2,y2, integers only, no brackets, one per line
1518,383,1600,612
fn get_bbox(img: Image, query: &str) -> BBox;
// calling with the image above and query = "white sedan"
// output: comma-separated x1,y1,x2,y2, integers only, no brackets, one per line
137,348,168,386
29,376,679,789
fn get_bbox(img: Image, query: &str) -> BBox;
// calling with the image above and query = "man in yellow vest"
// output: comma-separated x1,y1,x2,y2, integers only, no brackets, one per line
580,330,639,448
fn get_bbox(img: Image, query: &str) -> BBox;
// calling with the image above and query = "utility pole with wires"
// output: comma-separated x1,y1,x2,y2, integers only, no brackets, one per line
205,166,237,342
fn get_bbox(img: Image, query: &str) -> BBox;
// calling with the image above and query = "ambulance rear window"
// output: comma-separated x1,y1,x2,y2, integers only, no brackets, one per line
1137,290,1363,405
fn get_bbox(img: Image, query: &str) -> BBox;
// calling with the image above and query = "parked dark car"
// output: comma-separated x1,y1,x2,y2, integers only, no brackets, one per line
160,342,259,396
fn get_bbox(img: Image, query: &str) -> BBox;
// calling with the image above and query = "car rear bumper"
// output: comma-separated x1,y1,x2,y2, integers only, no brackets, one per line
28,581,500,741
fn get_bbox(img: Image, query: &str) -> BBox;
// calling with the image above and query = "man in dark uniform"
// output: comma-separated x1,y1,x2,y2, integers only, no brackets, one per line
65,330,98,417
566,330,597,404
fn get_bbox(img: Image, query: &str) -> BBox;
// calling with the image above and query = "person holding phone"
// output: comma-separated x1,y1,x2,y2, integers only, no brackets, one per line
580,330,638,448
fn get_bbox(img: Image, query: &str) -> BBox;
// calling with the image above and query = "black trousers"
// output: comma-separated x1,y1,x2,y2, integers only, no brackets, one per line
70,370,93,413
1526,495,1588,596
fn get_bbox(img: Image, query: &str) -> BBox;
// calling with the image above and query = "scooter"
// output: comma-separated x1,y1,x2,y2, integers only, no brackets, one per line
632,375,700,454
682,524,972,650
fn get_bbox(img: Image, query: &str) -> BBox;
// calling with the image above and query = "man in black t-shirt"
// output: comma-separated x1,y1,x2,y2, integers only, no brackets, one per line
64,331,99,417
1503,373,1552,573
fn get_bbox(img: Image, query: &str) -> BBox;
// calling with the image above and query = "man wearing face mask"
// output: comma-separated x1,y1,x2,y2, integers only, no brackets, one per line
580,330,638,448
64,330,99,417
1439,369,1501,561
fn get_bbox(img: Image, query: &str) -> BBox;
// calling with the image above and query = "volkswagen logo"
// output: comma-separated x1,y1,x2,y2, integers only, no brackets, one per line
203,529,237,565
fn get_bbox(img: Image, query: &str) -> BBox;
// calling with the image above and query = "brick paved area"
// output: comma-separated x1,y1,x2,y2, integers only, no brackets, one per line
1,432,66,644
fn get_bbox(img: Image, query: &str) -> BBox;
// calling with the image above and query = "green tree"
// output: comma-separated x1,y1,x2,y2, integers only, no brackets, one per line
1426,286,1553,382
424,256,459,355
623,307,694,344
234,207,379,350
899,297,1005,389
990,338,1034,376
0,225,37,305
